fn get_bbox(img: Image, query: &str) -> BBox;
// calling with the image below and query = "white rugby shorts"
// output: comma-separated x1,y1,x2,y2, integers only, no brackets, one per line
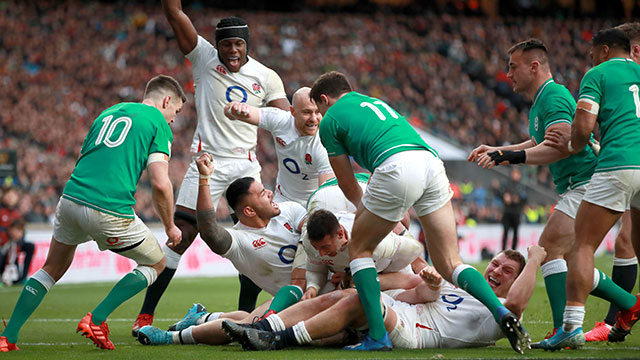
363,150,452,222
53,198,163,265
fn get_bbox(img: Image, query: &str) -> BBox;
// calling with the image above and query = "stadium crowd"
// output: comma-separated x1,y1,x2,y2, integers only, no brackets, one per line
0,0,611,223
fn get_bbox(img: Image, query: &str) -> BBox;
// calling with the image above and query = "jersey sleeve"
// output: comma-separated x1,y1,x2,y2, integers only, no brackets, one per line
285,202,307,232
314,144,333,174
258,107,290,133
263,69,287,104
319,115,347,157
577,68,603,106
220,228,243,261
185,36,217,80
541,92,574,130
149,119,173,158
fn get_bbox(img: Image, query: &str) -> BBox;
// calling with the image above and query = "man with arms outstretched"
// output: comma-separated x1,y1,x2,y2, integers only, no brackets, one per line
133,0,291,334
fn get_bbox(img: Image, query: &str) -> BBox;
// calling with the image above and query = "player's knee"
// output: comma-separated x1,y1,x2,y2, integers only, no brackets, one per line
136,264,161,286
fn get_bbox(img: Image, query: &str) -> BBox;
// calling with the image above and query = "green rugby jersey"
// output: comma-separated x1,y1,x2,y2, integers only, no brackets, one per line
319,92,436,172
529,78,597,194
578,58,640,172
62,102,173,218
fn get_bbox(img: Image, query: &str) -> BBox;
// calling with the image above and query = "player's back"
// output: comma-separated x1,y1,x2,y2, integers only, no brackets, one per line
319,92,434,172
581,58,640,171
63,102,172,218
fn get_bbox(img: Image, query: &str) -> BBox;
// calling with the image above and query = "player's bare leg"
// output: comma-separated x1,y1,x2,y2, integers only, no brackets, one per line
1,237,76,349
346,207,396,350
134,206,198,336
585,210,637,341
420,200,530,354
541,201,637,349
536,210,575,339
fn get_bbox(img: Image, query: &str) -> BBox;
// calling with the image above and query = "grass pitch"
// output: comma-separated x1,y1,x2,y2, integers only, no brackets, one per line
1,255,639,359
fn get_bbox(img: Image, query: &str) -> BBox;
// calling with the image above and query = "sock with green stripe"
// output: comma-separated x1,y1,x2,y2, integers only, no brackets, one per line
350,257,386,341
590,268,637,311
266,285,303,314
1,269,56,344
92,269,149,324
453,264,506,323
541,259,568,329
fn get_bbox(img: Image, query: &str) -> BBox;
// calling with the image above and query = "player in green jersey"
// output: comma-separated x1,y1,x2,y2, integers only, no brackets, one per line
0,75,186,352
310,71,530,353
582,22,640,343
468,39,615,344
541,28,640,350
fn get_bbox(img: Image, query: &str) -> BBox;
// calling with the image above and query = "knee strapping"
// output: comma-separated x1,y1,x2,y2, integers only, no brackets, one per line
135,265,158,287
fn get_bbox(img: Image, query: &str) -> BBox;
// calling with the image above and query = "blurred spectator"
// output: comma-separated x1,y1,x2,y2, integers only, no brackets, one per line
0,219,34,286
500,168,527,250
0,187,22,244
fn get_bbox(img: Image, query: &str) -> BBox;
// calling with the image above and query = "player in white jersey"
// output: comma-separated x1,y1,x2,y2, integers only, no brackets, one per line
134,0,291,334
224,87,334,206
221,245,546,351
137,153,307,346
302,210,425,300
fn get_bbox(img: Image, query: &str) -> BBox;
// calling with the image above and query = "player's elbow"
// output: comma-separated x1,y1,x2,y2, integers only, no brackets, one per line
151,178,173,196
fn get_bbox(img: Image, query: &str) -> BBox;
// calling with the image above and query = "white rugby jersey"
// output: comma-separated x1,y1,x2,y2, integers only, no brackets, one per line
303,212,419,290
259,107,332,206
385,281,504,348
306,178,368,214
186,35,287,159
223,202,306,296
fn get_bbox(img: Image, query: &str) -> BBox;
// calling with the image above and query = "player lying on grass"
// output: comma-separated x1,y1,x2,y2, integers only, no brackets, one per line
221,245,546,351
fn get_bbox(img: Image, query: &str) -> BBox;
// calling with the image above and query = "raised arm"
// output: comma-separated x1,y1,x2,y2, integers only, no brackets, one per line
503,245,547,317
224,101,261,126
148,160,181,247
161,0,198,55
195,153,233,255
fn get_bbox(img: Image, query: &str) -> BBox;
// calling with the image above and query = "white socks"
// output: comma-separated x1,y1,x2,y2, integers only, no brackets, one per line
562,306,585,333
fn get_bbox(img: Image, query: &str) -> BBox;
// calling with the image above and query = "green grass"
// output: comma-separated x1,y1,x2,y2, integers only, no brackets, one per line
1,255,639,359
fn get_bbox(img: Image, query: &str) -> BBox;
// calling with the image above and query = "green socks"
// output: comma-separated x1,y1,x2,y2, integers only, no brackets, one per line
350,258,386,341
2,270,55,343
92,270,148,324
591,269,638,311
454,265,506,322
541,259,568,329
266,285,303,314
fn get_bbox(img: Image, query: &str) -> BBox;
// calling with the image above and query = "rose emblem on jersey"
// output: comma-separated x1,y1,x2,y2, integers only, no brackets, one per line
276,137,286,147
252,83,262,94
304,153,312,165
283,222,293,232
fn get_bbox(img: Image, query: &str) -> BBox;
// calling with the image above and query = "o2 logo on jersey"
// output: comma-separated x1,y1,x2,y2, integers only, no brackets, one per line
226,85,248,103
252,237,267,249
283,158,309,181
216,65,227,75
276,137,287,147
304,153,312,165
278,245,297,264
441,293,464,312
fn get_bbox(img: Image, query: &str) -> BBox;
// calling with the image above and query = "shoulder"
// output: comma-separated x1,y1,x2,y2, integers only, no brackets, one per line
243,57,282,81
